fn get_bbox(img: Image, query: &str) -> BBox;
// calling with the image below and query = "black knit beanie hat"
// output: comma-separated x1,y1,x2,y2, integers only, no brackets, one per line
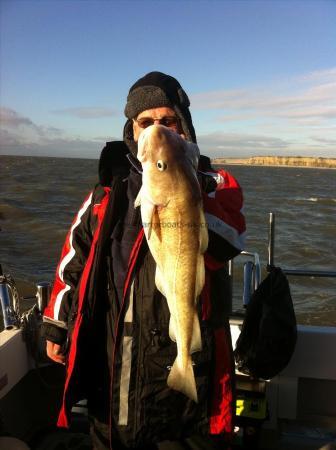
123,71,196,155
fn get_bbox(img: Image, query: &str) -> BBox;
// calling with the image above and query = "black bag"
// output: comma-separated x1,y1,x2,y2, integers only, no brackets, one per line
234,267,297,379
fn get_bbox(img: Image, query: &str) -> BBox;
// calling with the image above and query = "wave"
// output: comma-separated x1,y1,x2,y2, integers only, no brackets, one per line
293,196,335,204
1,155,335,326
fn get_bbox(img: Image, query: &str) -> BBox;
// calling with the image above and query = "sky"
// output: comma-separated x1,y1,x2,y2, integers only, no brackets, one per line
0,0,335,159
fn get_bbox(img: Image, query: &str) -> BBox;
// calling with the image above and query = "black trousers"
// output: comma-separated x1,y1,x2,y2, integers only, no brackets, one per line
89,416,230,450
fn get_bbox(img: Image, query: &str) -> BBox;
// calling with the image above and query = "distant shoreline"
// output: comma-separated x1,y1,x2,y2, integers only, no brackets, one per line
1,153,335,169
212,156,336,169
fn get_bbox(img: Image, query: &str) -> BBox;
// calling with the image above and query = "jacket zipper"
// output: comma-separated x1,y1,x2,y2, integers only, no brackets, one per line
108,229,145,450
132,263,146,442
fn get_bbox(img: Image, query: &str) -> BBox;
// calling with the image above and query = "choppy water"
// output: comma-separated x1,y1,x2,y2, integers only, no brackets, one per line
1,155,335,325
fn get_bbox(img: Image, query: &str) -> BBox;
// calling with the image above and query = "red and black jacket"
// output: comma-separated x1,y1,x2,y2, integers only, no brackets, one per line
42,141,246,448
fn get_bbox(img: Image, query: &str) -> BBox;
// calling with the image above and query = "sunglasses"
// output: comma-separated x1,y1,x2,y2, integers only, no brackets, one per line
134,116,179,129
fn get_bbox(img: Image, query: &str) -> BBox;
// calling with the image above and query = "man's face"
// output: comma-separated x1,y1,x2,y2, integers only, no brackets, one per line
132,107,185,142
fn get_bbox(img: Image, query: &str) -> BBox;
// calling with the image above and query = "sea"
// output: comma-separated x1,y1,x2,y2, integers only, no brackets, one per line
1,155,335,326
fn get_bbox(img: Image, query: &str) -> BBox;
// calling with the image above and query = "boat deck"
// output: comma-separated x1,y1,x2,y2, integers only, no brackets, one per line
257,425,336,450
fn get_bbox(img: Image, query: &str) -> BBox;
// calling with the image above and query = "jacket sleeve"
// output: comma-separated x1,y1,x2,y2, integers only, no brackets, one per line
201,169,246,265
41,192,94,344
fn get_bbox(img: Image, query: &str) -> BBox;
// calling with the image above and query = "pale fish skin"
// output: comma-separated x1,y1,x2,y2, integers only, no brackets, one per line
135,125,208,402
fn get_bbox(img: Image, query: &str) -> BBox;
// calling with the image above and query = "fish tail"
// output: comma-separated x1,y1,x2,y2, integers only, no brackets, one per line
167,357,198,403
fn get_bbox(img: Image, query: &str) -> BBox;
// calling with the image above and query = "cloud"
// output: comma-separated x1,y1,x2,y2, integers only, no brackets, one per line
0,107,117,158
0,107,35,128
193,82,336,113
197,131,334,158
51,107,118,119
0,128,20,145
311,136,336,145
191,69,336,158
197,132,291,158
0,131,115,159
276,107,336,120
2,67,335,160
0,107,63,143
191,68,336,129
299,67,336,83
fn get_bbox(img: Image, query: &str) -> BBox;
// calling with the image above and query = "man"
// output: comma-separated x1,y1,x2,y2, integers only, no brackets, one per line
42,72,246,449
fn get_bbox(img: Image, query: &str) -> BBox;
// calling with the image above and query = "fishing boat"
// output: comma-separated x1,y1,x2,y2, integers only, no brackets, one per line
1,213,335,449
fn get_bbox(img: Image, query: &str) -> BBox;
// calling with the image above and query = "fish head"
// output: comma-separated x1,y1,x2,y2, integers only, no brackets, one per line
137,125,200,205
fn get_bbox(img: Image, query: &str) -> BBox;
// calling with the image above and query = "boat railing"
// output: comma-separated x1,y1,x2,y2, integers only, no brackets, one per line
228,251,261,311
0,265,51,331
267,211,336,279
229,212,336,313
0,265,20,330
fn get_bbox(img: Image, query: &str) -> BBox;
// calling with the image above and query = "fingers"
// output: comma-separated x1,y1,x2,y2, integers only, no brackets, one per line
46,340,66,365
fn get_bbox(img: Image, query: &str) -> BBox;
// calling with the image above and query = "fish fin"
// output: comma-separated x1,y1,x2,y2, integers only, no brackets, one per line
155,266,166,296
191,256,204,353
169,312,201,351
190,312,202,353
147,212,153,240
196,212,207,295
144,204,161,241
150,205,162,241
144,203,155,240
167,357,198,403
134,188,142,208
135,189,161,241
199,210,209,254
141,202,156,241
195,255,205,297
168,314,177,343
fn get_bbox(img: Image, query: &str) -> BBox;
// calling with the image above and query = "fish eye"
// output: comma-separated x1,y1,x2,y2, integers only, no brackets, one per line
157,160,167,171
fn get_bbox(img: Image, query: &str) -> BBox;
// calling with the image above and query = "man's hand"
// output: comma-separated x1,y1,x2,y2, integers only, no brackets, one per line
198,172,217,194
46,340,66,365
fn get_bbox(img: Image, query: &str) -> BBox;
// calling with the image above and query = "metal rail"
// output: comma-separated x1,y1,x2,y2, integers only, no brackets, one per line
228,251,262,308
0,264,19,330
283,269,336,278
267,212,336,279
229,212,336,311
1,263,51,330
268,212,275,268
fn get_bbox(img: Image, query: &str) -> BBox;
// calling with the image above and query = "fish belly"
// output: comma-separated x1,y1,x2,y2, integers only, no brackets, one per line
150,205,207,402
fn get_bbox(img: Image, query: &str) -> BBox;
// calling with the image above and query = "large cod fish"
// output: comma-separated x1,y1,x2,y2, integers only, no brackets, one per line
135,125,208,402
